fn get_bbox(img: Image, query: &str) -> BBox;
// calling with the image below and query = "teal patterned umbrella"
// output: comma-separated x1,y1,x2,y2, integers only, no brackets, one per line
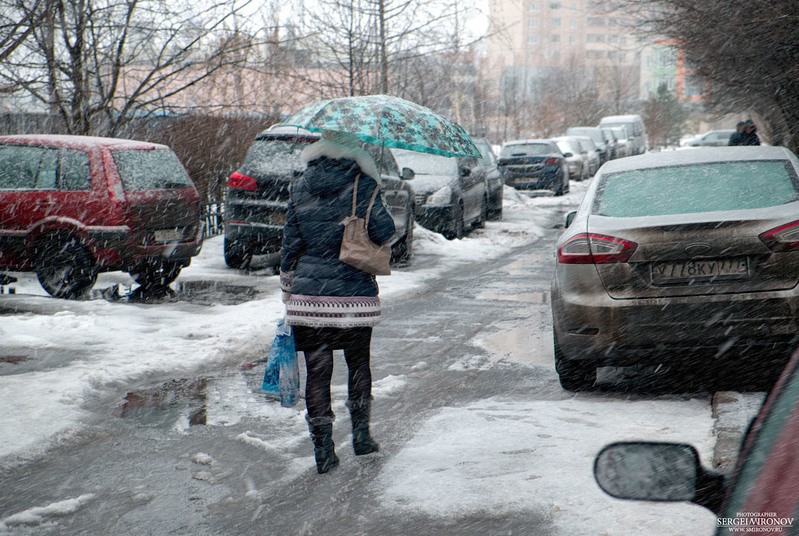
281,94,480,158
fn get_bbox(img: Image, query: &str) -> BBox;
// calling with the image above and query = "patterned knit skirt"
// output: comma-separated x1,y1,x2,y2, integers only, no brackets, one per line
285,294,381,329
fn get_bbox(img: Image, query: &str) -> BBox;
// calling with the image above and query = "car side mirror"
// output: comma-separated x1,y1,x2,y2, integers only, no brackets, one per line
594,442,726,514
401,167,415,181
565,211,577,228
563,151,573,158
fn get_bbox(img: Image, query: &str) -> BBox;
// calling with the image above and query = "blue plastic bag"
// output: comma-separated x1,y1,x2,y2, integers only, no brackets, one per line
261,320,300,407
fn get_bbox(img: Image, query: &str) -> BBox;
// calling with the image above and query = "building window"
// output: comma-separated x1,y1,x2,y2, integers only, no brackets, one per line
528,35,539,44
550,17,561,27
657,47,677,67
551,34,561,42
528,19,539,28
549,1,562,8
586,34,603,43
528,2,539,12
684,79,702,97
587,17,604,26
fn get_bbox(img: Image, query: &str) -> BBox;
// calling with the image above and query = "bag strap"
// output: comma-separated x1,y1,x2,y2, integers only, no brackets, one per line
350,173,360,216
349,173,380,225
365,186,379,225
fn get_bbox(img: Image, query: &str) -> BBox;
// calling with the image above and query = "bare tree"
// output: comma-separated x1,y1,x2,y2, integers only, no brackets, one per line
610,0,799,152
301,0,482,104
0,0,267,136
0,0,45,68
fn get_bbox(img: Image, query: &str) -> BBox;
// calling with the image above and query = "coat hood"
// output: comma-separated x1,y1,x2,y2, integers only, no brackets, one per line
302,156,366,196
299,131,381,181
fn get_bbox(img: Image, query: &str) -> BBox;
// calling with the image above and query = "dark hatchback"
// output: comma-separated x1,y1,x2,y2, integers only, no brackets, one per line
224,125,415,268
498,139,569,196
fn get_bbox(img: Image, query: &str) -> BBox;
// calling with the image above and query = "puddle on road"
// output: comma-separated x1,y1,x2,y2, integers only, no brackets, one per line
116,365,277,429
118,378,209,428
479,324,553,366
0,355,29,364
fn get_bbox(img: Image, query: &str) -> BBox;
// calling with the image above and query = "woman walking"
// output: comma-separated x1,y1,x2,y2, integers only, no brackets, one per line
280,130,395,474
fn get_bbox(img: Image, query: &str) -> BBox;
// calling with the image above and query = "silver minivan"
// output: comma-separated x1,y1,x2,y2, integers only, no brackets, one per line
598,115,647,155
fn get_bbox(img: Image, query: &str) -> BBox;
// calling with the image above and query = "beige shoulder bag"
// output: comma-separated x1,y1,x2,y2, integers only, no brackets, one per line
339,174,391,275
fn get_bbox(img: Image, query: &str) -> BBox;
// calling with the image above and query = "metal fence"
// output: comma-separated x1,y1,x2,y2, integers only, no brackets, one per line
202,201,224,238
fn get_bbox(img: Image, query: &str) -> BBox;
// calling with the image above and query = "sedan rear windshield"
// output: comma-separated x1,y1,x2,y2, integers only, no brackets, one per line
113,149,193,191
392,149,457,175
593,160,799,217
500,144,553,158
243,138,315,175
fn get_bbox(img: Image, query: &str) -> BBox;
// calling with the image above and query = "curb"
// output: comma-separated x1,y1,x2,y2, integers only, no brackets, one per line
711,391,766,472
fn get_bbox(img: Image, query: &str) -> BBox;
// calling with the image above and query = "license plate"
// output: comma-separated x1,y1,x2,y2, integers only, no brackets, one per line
268,212,287,226
651,258,750,284
154,229,184,242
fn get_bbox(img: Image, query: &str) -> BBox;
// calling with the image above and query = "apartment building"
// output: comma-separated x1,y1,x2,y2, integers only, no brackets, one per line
485,0,645,102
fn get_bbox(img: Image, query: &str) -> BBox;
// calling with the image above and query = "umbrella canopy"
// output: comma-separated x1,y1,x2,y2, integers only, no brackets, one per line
281,94,480,158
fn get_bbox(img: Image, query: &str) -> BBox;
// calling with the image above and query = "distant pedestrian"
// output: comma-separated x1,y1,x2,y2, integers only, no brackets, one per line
280,130,395,474
739,120,761,146
728,121,746,146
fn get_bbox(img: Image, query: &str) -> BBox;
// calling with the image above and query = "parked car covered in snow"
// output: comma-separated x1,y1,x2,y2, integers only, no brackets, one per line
688,129,737,147
472,137,504,220
551,136,590,182
552,146,799,390
498,139,569,196
392,148,487,240
0,134,203,298
225,125,416,268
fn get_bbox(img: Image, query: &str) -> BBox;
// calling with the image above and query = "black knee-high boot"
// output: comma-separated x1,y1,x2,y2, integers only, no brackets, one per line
347,398,379,455
308,422,339,474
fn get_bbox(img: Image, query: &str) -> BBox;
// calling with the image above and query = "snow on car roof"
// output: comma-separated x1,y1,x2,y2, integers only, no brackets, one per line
599,146,797,174
0,134,168,151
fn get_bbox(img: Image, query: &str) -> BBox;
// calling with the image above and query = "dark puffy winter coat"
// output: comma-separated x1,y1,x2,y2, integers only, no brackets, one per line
280,156,395,298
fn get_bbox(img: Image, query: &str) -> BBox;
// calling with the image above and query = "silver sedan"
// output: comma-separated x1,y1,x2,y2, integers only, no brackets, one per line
551,146,799,390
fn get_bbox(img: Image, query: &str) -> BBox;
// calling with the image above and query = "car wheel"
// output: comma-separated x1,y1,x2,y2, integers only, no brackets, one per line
488,197,503,221
553,175,566,196
224,237,251,269
129,259,182,290
475,196,488,229
390,216,414,266
554,331,596,391
35,235,97,299
444,201,464,240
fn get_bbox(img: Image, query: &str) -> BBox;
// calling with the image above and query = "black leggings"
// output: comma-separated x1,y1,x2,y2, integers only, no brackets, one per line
293,326,373,423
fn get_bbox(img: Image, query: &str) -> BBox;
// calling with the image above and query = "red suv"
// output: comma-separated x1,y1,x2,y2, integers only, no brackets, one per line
0,135,203,298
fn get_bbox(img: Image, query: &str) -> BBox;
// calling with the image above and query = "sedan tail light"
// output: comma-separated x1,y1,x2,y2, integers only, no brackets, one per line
545,158,558,166
557,233,638,264
228,172,257,191
760,220,799,252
